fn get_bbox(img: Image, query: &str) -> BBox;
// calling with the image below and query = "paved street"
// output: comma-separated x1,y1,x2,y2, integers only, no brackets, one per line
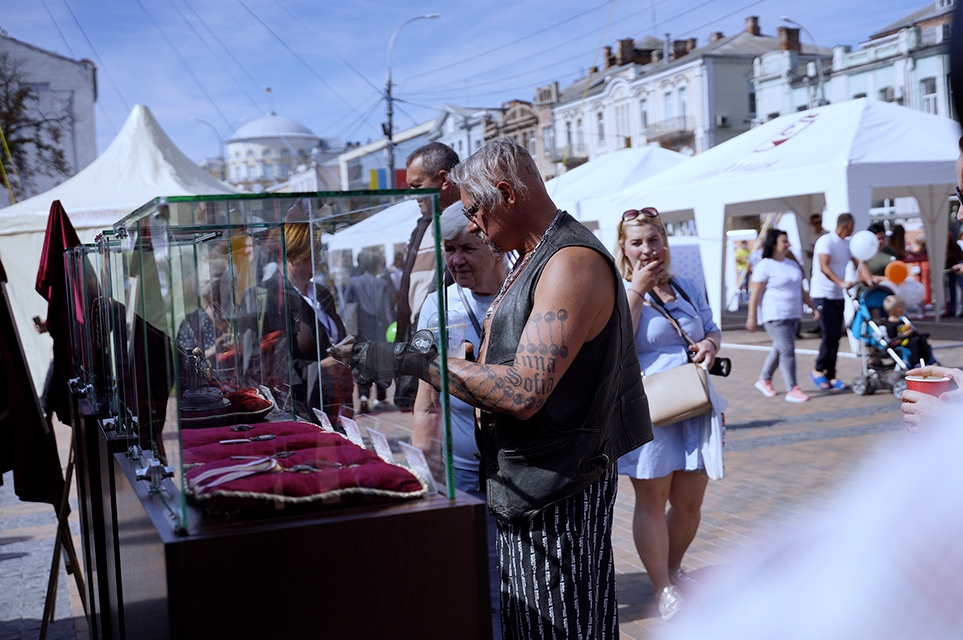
1,330,959,639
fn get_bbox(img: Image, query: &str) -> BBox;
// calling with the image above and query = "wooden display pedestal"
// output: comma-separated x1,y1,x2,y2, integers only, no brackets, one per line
113,453,492,639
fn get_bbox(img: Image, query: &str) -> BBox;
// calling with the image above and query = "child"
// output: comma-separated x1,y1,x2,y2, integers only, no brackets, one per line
882,295,936,366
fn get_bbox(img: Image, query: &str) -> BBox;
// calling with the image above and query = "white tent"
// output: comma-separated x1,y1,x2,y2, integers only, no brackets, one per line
325,199,421,267
545,145,687,222
0,105,239,388
591,99,961,322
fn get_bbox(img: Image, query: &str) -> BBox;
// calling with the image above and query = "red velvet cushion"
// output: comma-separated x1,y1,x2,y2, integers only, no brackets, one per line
185,444,426,509
181,421,333,467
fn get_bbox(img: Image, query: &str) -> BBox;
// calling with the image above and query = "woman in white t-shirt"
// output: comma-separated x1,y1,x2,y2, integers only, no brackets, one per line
746,229,819,403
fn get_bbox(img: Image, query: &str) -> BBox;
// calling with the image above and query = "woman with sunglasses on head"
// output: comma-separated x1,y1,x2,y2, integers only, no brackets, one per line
746,229,819,402
614,208,726,621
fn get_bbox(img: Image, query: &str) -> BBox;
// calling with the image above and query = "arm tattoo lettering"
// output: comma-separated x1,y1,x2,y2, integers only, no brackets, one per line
433,308,569,415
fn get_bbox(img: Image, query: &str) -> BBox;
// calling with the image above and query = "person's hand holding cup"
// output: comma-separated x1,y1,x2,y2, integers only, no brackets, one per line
901,365,963,428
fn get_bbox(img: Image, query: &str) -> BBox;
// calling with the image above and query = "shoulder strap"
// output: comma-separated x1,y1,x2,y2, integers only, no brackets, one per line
456,284,483,336
647,282,698,354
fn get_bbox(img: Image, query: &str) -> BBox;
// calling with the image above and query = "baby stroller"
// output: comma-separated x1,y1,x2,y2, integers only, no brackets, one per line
847,284,937,398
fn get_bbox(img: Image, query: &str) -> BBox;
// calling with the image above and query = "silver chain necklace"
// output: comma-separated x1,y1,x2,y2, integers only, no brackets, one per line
484,209,564,321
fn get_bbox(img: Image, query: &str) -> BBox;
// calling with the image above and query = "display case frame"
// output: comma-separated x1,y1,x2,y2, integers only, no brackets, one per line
103,190,455,533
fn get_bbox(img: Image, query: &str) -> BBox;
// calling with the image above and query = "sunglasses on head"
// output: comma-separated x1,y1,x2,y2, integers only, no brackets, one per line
622,207,660,222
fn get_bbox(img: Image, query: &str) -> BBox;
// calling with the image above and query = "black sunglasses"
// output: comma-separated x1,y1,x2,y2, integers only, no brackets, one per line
462,202,479,222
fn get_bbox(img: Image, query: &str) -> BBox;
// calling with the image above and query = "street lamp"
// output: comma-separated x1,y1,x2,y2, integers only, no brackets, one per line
781,16,829,107
194,118,225,180
384,14,440,189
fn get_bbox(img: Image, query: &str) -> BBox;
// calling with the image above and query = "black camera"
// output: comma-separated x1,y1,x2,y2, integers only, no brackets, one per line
709,357,731,377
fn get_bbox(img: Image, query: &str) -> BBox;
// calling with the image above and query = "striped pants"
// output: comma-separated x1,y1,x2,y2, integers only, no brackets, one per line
497,465,619,640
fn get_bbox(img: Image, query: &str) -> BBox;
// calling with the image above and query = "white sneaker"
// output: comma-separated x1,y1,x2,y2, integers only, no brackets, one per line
658,585,683,621
785,386,810,403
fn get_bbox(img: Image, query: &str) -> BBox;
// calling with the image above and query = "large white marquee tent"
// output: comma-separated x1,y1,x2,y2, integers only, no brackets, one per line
589,99,961,321
544,145,688,220
0,105,238,387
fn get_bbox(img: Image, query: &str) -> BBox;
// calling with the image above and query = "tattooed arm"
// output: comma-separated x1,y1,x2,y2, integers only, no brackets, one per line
423,246,615,421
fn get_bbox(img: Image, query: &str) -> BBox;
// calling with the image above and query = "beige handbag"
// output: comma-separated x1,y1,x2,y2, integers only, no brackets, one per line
643,362,712,427
642,281,713,427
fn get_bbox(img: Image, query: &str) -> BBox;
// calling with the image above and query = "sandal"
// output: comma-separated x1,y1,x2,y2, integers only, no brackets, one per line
810,371,831,390
830,379,849,390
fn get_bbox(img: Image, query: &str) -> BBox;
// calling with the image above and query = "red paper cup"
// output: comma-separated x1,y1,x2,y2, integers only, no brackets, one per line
905,375,951,397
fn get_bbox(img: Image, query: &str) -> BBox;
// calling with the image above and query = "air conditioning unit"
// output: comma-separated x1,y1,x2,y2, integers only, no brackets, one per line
715,115,730,128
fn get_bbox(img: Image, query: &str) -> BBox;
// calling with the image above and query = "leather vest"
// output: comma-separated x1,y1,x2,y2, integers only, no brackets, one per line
480,212,652,522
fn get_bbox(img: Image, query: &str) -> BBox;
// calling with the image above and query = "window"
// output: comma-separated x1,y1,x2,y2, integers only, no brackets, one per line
749,81,756,116
663,91,675,121
543,125,555,156
527,132,537,155
566,121,573,147
921,77,938,114
597,111,605,143
879,86,895,103
576,119,584,149
640,98,648,129
678,86,688,123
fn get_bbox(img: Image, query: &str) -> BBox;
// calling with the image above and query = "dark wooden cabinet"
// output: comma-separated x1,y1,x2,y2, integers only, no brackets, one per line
113,454,492,640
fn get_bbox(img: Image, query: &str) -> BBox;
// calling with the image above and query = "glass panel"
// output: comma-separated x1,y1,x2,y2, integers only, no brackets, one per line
107,191,451,532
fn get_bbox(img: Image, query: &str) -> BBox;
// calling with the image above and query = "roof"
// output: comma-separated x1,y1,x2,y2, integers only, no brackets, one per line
556,30,789,106
870,2,954,39
0,105,238,235
229,112,319,142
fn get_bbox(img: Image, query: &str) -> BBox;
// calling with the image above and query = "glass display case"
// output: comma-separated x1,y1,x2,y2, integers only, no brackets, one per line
106,190,454,532
64,243,112,412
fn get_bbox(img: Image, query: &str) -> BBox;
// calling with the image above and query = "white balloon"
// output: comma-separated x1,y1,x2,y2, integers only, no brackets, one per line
897,278,925,306
849,230,879,262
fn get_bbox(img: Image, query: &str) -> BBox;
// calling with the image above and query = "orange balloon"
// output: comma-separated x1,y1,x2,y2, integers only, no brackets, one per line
885,260,908,285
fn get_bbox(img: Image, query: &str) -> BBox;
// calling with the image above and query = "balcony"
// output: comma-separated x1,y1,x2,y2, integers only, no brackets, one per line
644,116,696,143
550,144,588,166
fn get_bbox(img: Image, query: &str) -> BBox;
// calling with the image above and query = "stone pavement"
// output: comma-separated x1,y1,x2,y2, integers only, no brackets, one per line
1,330,959,639
0,418,87,640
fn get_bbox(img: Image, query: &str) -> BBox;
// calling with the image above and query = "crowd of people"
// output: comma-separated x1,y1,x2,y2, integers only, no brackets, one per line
176,133,960,638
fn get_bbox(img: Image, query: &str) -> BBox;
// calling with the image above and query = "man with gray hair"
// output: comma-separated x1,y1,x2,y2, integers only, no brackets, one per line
338,138,651,638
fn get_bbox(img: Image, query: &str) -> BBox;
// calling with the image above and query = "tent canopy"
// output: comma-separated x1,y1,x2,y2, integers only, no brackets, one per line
0,105,238,236
0,105,240,389
591,99,961,321
544,145,687,218
325,199,421,266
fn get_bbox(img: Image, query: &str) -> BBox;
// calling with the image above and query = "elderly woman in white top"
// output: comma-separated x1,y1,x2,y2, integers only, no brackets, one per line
746,229,819,403
615,207,726,621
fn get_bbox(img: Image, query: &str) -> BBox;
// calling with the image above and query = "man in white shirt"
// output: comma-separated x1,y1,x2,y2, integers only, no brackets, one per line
809,213,857,391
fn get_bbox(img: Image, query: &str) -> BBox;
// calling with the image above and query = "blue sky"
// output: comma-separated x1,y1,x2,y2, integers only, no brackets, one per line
3,0,932,163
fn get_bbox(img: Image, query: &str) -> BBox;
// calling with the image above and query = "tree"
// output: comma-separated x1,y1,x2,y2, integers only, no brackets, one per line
0,51,71,202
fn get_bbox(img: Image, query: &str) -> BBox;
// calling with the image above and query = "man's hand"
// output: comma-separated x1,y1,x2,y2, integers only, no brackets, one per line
330,331,438,386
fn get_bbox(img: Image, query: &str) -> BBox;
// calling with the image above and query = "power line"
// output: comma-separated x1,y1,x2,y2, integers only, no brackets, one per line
403,0,614,83
233,0,368,121
401,0,687,93
39,0,118,136
57,0,133,131
173,0,267,115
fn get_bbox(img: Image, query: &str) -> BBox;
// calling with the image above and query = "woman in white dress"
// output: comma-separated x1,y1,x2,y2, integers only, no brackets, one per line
614,207,725,621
